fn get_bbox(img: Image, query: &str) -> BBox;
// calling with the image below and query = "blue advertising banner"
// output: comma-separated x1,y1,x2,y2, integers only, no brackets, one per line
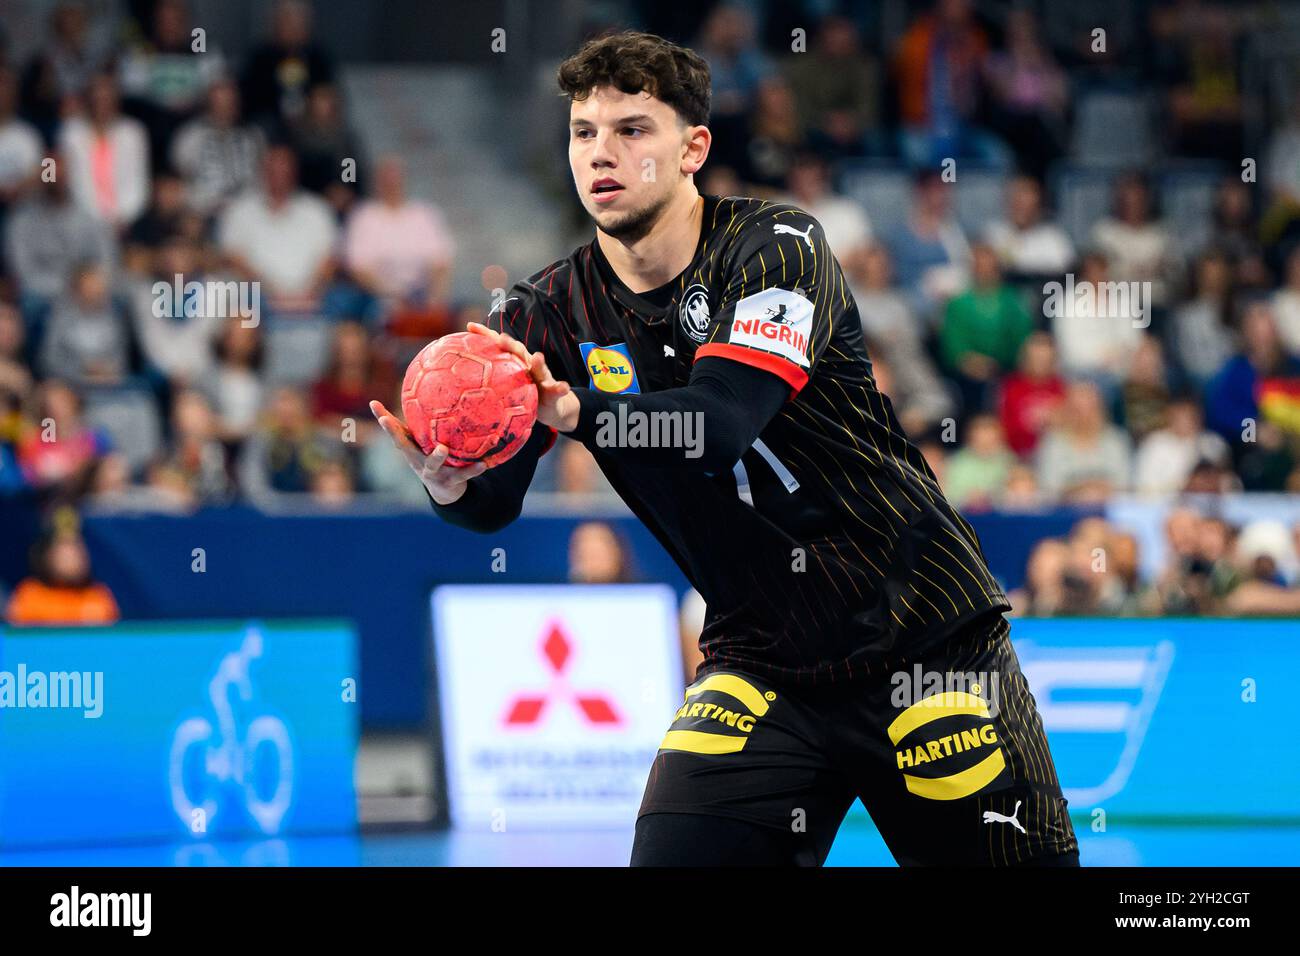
0,620,359,849
1010,618,1299,820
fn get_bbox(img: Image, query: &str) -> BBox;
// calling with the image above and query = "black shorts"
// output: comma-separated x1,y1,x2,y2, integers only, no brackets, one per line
638,614,1079,865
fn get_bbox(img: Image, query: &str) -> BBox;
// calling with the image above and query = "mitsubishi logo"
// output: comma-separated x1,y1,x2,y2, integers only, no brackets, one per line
502,620,623,727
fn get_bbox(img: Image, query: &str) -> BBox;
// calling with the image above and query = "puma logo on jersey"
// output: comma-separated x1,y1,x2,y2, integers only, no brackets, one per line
983,800,1026,834
773,222,815,252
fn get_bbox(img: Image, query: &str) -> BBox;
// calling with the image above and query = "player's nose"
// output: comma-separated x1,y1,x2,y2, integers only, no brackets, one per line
590,129,618,166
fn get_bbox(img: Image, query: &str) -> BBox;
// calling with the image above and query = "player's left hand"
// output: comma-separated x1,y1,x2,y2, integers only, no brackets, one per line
467,322,580,432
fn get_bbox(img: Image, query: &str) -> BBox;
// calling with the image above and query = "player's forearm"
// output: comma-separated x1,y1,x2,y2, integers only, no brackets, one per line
428,425,549,532
566,357,788,470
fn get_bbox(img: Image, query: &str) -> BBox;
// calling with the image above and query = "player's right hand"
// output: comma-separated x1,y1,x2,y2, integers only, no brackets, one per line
368,399,488,505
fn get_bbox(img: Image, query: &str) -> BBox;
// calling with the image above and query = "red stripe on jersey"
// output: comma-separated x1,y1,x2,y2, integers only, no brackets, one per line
694,343,809,399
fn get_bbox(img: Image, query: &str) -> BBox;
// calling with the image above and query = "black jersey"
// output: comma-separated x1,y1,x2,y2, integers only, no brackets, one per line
488,194,1010,683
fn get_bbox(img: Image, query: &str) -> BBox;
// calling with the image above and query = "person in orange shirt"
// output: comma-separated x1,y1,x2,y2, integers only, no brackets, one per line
5,527,120,626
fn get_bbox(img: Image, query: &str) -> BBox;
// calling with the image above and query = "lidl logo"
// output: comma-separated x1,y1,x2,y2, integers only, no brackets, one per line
579,342,640,394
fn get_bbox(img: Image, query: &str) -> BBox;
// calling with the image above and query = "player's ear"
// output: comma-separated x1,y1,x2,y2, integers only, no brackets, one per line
680,124,711,176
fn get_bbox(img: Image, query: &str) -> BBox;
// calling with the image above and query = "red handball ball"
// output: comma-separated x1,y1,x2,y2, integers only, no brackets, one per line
401,331,539,468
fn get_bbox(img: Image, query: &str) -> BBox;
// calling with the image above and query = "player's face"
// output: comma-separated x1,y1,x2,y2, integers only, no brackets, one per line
568,87,696,241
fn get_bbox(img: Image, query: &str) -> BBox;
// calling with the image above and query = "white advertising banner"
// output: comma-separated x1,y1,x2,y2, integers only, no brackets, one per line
432,585,685,829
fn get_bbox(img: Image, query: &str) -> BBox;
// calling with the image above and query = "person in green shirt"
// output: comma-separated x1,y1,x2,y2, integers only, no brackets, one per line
941,242,1034,411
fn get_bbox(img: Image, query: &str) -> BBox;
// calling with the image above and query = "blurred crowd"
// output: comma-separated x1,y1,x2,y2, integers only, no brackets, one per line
0,0,468,516
1008,510,1300,616
4,0,1300,623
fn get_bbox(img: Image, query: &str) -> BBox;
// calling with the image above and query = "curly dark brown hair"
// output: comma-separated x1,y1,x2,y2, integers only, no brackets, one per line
557,30,711,127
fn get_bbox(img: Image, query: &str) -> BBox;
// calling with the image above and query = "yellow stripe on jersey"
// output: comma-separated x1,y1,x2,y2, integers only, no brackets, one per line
903,748,1007,801
659,729,749,755
685,673,772,716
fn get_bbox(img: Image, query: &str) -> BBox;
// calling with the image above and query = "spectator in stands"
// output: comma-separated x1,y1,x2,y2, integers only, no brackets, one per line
217,144,337,314
997,331,1064,458
309,458,355,509
981,9,1067,180
943,413,1015,511
130,233,225,385
887,170,970,322
1169,248,1236,387
4,522,119,625
289,81,364,216
1160,3,1245,163
203,317,264,444
237,385,330,499
59,70,151,229
18,1,109,144
38,262,135,386
733,76,804,192
1204,300,1300,449
1090,172,1176,308
1133,395,1230,496
1008,537,1069,616
88,450,188,512
1224,520,1300,614
1156,513,1242,615
1000,463,1042,511
17,380,109,500
694,5,772,124
781,15,879,161
1271,247,1300,356
117,0,227,165
1035,380,1133,503
241,0,336,130
983,175,1074,280
5,149,116,318
171,77,264,216
162,388,232,503
343,155,455,313
893,0,1005,168
0,303,32,408
0,307,30,495
0,66,43,226
1261,92,1300,277
1118,334,1172,442
849,243,953,436
940,242,1032,411
122,169,204,274
780,153,870,262
1207,177,1269,289
1065,516,1137,615
568,521,636,584
311,320,395,425
1050,249,1145,393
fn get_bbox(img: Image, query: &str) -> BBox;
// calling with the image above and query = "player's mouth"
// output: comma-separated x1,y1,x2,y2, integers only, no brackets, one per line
590,178,625,204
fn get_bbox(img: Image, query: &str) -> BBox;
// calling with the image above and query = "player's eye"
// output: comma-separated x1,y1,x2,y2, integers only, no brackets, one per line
622,127,644,137
574,128,594,140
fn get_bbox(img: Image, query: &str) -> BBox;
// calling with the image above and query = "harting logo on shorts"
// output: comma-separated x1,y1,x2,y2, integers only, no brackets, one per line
887,691,1008,801
657,673,774,755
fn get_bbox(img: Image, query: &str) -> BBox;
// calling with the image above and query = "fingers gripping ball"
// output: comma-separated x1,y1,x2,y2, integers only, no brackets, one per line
401,331,539,468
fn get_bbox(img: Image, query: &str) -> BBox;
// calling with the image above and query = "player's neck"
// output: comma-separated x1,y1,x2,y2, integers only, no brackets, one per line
595,188,703,294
